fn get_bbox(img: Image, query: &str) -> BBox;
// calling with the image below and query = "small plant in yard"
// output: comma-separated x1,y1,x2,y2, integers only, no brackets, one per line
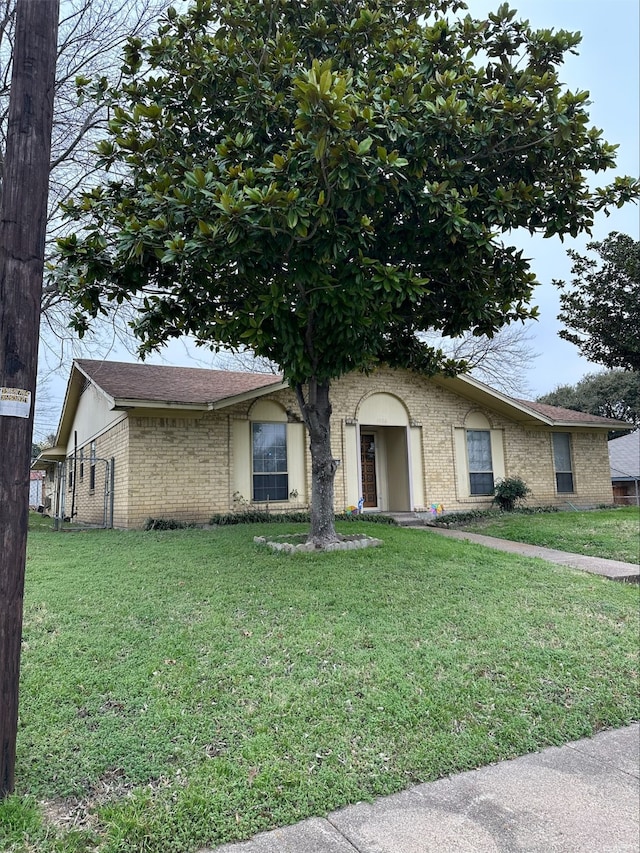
493,477,532,512
232,491,249,509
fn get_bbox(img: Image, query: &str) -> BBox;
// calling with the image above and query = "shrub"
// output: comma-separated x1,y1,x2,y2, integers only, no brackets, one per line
430,505,559,526
430,508,500,525
209,510,399,526
144,518,197,530
492,477,532,512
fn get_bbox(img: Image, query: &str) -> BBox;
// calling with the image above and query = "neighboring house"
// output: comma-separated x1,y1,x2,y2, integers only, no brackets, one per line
608,431,640,506
29,470,45,509
33,359,632,529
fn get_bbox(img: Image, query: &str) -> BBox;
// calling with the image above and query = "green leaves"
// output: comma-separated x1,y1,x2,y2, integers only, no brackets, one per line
55,0,639,388
556,234,640,371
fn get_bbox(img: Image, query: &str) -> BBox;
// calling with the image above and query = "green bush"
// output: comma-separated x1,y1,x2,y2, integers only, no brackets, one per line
431,504,559,526
430,508,501,525
492,477,532,512
143,518,198,530
209,510,398,526
144,512,399,529
209,510,306,525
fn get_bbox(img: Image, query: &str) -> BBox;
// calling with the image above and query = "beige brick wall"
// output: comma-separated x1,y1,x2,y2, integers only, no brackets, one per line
126,412,227,527
124,389,304,527
326,368,614,512
87,368,613,528
67,418,130,527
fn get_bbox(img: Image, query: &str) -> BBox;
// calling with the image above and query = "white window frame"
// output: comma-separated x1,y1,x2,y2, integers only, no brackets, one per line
251,422,288,502
454,419,505,502
466,429,495,496
552,432,574,494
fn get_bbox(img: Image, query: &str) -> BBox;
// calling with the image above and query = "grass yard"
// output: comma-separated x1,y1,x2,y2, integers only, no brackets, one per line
1,519,638,852
459,506,640,564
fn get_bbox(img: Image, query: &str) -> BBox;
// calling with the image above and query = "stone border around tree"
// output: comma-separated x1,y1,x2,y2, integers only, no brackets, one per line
253,533,383,553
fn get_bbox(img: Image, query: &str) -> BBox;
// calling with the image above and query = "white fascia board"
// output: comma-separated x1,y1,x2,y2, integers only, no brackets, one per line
208,380,290,410
111,398,210,411
433,373,556,425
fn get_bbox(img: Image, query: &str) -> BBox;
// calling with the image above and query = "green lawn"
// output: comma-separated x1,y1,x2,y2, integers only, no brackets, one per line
2,520,638,852
459,506,640,564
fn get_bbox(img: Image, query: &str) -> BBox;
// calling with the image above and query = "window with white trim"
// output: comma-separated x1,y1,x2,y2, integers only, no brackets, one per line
552,433,574,493
466,429,494,495
252,423,288,501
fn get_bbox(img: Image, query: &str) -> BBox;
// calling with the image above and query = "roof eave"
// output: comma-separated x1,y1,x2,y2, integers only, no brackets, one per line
431,373,556,425
110,380,288,411
552,419,631,430
432,373,632,430
55,362,116,446
31,446,66,469
112,398,211,411
209,380,290,410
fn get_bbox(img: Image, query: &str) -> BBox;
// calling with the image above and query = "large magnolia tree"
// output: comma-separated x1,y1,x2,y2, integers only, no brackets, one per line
56,0,638,546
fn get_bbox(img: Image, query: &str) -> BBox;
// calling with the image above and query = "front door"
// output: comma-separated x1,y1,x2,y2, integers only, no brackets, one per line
360,433,378,508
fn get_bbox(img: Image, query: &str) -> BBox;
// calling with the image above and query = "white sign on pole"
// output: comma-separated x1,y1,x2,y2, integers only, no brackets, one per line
0,387,31,418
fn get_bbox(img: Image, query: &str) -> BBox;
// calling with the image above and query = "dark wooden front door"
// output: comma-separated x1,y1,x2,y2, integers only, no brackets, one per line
361,433,377,508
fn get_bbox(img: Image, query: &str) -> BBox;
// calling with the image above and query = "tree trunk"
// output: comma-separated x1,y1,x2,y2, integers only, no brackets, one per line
295,379,339,547
0,0,59,797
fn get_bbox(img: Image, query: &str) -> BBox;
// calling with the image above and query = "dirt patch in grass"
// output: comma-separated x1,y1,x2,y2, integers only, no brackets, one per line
40,770,188,835
40,796,96,833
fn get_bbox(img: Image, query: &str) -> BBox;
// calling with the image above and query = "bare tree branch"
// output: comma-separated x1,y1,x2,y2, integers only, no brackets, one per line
421,325,539,396
0,0,170,363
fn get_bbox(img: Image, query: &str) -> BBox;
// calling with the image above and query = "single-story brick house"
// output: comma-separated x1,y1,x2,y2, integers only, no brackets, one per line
609,430,640,506
34,359,630,528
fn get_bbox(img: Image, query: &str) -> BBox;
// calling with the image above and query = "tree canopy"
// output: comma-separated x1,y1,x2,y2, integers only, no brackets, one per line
555,233,640,372
537,369,639,438
55,0,639,544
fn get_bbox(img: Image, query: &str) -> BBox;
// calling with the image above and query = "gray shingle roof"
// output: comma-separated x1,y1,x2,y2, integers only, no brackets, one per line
74,359,630,429
76,359,283,405
516,399,627,427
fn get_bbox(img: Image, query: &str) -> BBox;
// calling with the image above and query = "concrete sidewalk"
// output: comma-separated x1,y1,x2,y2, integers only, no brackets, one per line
203,724,640,852
418,526,640,582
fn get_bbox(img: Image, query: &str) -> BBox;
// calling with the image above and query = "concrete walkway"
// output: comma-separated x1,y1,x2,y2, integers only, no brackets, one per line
202,724,640,852
419,526,639,582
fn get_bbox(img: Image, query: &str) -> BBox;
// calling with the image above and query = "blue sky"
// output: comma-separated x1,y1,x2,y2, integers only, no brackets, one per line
38,0,639,438
464,0,640,393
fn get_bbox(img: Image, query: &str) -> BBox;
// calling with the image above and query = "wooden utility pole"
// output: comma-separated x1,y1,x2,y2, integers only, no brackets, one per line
0,0,59,796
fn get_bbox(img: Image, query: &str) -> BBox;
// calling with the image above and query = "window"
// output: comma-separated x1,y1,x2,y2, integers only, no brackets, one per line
89,440,96,492
67,465,73,491
79,447,84,481
467,429,494,495
252,423,288,501
552,433,574,493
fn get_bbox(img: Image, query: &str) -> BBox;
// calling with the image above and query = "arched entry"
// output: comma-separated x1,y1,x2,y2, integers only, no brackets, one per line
351,392,413,512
